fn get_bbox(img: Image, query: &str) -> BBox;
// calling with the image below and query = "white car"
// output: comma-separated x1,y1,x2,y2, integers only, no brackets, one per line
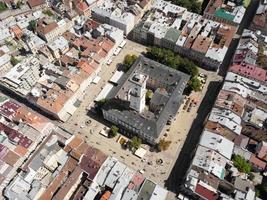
107,59,112,65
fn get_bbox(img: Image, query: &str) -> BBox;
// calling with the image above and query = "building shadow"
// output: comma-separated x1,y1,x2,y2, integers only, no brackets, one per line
164,81,222,195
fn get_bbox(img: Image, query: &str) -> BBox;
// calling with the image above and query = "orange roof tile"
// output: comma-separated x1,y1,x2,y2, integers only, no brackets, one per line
77,61,95,75
14,145,28,157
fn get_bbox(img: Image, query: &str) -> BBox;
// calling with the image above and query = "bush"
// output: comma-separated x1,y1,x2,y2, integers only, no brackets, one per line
156,139,172,151
123,54,137,71
10,56,20,66
130,136,142,150
108,125,119,138
43,9,54,16
187,77,202,92
28,20,37,32
248,172,255,181
0,2,7,12
232,155,251,173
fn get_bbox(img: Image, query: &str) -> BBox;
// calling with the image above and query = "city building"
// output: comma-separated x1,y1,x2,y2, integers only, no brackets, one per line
132,0,237,70
250,0,267,35
91,0,148,34
2,57,42,95
0,95,54,193
203,0,247,25
102,55,189,144
4,135,168,200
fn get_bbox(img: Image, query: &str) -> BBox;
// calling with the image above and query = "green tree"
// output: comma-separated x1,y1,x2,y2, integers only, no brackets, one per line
43,9,54,17
0,2,7,12
108,125,119,138
232,155,251,173
95,99,107,115
167,0,202,13
123,54,137,71
146,46,199,78
156,139,172,151
16,1,23,8
146,90,153,99
10,56,20,66
28,20,37,32
130,136,142,150
187,77,201,92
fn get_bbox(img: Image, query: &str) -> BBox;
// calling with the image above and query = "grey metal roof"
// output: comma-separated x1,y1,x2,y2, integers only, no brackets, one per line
103,55,190,141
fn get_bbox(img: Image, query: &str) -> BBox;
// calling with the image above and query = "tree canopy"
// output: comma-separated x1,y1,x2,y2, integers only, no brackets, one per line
10,56,20,66
109,125,119,138
0,2,7,12
28,20,37,32
146,47,201,92
187,77,202,92
130,136,142,150
256,181,267,198
232,155,251,173
156,139,172,151
43,9,54,17
123,54,137,71
167,0,202,13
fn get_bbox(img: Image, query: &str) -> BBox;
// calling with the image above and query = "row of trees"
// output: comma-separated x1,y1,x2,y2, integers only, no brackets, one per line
108,125,171,152
146,47,201,92
108,125,143,150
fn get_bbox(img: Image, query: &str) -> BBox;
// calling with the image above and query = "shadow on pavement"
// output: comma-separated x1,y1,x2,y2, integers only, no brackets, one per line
165,81,222,195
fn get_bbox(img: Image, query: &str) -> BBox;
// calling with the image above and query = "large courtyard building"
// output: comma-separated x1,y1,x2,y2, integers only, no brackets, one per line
102,55,190,144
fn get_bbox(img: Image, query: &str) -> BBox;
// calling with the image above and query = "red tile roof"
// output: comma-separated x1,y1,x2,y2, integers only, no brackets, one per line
79,147,107,180
229,64,267,84
250,154,267,169
37,18,58,35
76,1,89,11
0,122,33,148
3,151,20,167
0,100,21,119
195,183,219,200
77,61,95,75
27,0,46,8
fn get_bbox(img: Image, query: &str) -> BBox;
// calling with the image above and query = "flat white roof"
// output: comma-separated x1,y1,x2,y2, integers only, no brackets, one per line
134,147,147,159
92,76,101,84
104,161,126,189
95,83,114,101
199,130,234,159
109,70,124,84
150,185,168,200
192,145,226,179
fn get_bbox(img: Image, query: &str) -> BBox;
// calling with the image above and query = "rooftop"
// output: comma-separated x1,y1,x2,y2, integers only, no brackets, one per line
199,130,234,159
103,55,189,141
